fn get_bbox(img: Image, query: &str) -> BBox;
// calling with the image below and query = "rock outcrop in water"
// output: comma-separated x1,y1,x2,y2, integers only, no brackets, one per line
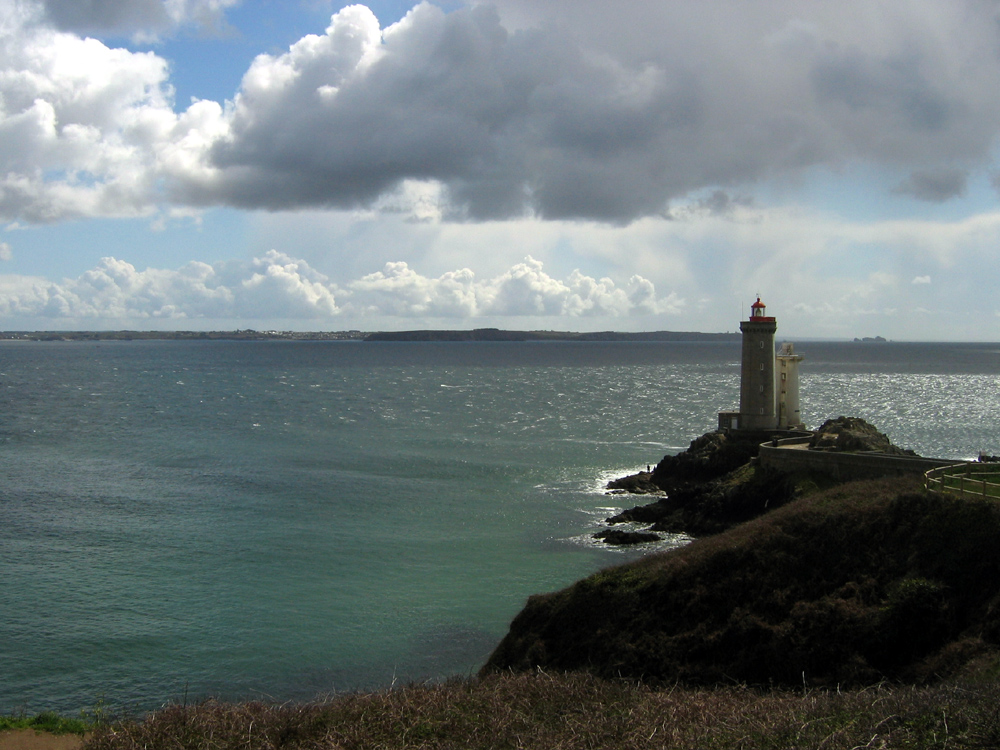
591,529,661,545
602,429,795,538
607,463,797,537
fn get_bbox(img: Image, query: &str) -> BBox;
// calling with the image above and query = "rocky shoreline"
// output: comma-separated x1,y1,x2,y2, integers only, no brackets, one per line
594,416,918,544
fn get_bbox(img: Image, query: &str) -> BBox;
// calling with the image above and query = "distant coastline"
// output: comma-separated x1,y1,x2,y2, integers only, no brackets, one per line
364,328,739,342
0,329,367,341
0,328,740,343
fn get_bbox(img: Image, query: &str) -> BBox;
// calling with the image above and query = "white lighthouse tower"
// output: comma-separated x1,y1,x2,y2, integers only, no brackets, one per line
776,342,804,429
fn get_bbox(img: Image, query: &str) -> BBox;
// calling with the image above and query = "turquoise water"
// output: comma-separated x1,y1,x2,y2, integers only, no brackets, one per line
2,340,999,713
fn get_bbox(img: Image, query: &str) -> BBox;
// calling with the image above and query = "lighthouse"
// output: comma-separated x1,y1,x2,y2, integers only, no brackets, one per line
738,297,778,430
718,297,805,432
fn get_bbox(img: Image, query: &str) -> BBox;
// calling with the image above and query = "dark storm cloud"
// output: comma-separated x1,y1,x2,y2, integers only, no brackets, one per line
37,0,234,36
894,168,967,202
695,190,754,217
41,0,169,33
185,1,1000,223
195,3,743,221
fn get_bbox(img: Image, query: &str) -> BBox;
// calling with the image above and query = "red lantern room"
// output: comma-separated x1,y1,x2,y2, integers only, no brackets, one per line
749,297,774,322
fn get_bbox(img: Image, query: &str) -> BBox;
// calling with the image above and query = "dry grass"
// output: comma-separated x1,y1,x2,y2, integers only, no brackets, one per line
83,671,1000,750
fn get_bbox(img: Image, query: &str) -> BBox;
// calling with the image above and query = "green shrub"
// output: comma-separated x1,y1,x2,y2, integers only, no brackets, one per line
0,711,91,735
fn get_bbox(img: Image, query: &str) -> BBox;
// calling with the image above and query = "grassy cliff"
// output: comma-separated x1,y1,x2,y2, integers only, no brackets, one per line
484,477,1000,687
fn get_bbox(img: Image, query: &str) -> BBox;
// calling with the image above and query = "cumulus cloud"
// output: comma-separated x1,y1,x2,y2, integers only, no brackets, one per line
344,256,682,318
0,252,676,322
0,2,179,222
0,251,328,320
473,257,679,316
912,275,932,284
348,262,479,317
3,1,1000,224
0,241,11,261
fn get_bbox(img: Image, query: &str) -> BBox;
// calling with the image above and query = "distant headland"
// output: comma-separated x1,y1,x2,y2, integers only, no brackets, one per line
0,328,740,342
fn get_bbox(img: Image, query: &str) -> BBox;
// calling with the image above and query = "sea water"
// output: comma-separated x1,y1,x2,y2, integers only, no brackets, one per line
2,339,999,714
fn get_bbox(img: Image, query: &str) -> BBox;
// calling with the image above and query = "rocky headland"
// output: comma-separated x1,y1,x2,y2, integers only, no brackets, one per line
600,416,915,539
483,417,1000,689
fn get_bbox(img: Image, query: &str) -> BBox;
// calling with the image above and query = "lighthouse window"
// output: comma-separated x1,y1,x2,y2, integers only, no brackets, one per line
760,363,764,371
759,341,764,349
759,385,764,393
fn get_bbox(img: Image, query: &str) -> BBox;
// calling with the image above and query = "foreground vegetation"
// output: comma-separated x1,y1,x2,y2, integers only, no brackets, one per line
77,670,1000,750
0,712,91,735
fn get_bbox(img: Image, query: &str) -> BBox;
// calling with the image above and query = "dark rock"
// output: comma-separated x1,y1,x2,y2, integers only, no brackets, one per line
606,497,679,525
607,464,797,537
605,471,661,494
606,429,782,501
603,417,917,539
650,465,797,536
649,431,764,490
810,416,917,456
593,529,661,545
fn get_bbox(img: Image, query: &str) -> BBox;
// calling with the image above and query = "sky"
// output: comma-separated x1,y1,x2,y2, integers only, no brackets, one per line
2,1,1000,339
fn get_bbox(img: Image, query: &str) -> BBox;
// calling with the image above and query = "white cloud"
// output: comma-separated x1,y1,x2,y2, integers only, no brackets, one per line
339,255,683,319
345,255,679,318
348,262,479,317
236,251,338,318
912,275,932,284
0,7,177,221
0,241,11,260
0,252,677,324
